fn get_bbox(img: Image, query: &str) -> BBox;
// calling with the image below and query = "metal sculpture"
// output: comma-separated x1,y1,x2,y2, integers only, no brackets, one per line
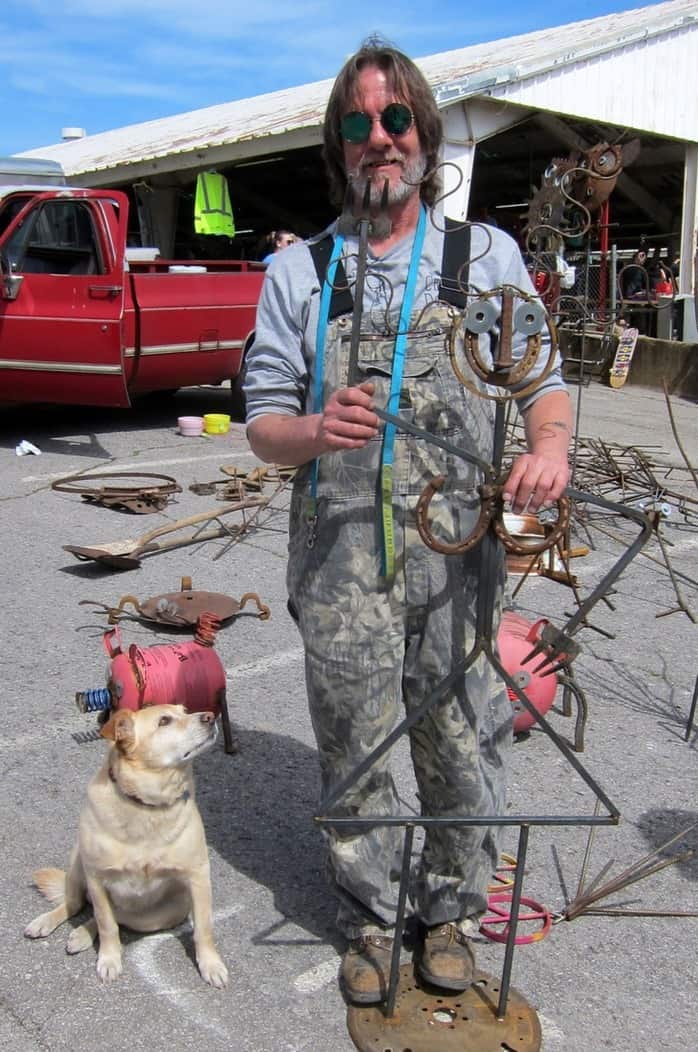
307,164,657,1051
525,139,641,255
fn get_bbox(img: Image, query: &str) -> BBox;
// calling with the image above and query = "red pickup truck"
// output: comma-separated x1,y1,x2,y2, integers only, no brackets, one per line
0,186,265,411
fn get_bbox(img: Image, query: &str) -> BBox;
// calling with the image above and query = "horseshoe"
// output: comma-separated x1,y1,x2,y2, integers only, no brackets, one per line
479,892,553,944
465,330,542,387
417,478,570,558
494,493,571,555
448,288,559,402
416,476,495,555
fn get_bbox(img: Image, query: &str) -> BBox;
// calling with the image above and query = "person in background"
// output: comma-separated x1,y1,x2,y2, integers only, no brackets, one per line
261,229,298,263
647,248,674,296
620,249,648,300
243,37,571,1005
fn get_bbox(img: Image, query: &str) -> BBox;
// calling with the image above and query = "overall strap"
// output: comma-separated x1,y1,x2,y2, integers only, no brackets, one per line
438,217,472,309
308,235,354,319
305,232,346,523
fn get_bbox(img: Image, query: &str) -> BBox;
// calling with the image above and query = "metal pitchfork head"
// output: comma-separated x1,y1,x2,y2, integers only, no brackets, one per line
337,176,392,387
521,622,581,677
337,176,392,238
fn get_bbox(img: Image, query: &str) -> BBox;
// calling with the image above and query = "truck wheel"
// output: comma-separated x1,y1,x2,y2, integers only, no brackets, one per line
231,335,254,421
230,373,246,421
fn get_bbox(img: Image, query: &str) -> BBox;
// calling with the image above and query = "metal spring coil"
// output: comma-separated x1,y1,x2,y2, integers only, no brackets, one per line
75,687,112,713
195,611,221,647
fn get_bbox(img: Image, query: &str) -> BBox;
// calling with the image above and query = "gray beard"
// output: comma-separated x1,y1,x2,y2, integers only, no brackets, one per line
349,154,427,209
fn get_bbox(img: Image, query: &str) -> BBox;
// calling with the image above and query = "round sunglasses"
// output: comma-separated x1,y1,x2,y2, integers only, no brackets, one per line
340,103,414,144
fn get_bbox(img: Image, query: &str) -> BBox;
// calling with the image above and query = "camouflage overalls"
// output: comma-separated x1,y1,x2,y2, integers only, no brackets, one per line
286,298,513,938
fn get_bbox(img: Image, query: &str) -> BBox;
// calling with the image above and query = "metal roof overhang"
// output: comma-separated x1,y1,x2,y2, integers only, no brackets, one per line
69,125,323,188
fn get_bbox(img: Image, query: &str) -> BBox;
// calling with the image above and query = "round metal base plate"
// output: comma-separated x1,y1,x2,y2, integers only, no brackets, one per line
347,966,541,1052
139,589,240,625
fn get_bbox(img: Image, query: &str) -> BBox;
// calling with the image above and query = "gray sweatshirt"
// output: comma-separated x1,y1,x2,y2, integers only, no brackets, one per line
244,211,565,423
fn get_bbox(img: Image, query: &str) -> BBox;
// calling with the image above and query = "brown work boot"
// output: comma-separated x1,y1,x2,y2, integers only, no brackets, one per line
340,933,394,1004
417,922,476,991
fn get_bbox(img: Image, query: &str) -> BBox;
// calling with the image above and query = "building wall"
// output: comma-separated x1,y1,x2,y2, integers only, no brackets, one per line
492,25,698,142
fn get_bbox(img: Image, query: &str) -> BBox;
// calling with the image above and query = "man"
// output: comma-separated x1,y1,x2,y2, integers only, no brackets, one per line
244,39,571,1004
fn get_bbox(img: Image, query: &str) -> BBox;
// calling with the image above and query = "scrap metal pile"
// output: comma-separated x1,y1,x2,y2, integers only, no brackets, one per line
504,410,697,624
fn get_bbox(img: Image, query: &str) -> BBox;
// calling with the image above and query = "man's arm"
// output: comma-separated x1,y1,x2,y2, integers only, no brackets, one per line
502,389,572,513
247,382,379,466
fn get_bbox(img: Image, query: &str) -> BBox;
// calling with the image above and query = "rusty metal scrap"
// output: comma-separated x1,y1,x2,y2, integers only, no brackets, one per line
525,139,640,255
63,496,268,570
570,438,697,521
503,410,697,622
79,575,270,626
559,818,697,923
190,463,297,501
52,471,182,513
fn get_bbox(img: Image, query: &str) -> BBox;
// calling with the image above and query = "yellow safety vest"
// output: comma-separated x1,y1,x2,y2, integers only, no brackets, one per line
194,172,235,236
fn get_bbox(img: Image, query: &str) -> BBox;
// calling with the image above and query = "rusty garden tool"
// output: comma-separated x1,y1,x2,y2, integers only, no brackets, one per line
63,496,268,570
337,175,390,386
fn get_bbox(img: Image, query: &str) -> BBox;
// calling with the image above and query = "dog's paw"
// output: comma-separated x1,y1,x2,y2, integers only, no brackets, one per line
198,952,229,989
25,912,57,939
67,921,97,955
96,950,123,982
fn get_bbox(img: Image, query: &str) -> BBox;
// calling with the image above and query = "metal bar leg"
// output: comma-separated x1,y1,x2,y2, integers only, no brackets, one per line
497,823,530,1019
385,824,415,1018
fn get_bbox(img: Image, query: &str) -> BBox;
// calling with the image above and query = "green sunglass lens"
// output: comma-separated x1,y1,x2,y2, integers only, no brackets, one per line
340,111,371,143
382,104,412,135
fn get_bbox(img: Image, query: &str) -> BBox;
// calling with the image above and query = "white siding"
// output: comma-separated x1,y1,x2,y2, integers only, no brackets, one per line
491,25,698,140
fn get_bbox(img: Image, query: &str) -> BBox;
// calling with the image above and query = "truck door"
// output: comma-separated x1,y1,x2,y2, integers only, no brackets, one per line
0,190,130,406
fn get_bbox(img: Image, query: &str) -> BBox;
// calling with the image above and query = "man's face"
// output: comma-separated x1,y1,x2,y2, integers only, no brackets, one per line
341,64,425,210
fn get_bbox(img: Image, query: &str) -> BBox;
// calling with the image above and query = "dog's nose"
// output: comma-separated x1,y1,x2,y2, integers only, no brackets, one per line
199,711,215,725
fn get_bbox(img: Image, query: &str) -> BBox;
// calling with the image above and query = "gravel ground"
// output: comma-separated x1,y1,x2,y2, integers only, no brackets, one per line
1,378,695,1052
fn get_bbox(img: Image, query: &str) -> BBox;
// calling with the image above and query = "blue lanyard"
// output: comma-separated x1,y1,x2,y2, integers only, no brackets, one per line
310,205,427,578
379,204,427,576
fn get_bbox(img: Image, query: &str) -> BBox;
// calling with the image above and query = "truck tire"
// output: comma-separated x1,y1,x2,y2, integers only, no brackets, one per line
230,373,246,421
230,335,254,421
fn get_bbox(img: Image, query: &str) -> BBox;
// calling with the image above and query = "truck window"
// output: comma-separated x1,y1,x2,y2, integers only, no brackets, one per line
0,195,33,238
4,200,103,275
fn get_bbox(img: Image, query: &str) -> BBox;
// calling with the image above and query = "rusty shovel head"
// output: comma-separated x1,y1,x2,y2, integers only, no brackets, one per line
63,545,144,570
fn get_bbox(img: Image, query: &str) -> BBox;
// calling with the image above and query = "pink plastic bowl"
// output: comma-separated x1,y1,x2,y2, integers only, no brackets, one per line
178,416,204,437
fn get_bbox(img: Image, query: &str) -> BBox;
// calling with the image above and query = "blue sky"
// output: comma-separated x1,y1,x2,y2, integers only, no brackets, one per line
2,0,650,155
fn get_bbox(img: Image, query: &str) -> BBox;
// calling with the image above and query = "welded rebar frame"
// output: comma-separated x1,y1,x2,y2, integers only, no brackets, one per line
315,403,654,1020
309,181,658,1027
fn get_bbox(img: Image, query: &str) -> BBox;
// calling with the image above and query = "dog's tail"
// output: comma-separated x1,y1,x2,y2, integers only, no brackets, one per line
32,868,66,904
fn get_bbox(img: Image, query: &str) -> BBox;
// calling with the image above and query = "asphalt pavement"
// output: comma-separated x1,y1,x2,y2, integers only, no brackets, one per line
1,379,696,1052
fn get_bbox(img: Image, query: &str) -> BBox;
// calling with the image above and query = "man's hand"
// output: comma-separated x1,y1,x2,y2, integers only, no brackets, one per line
503,391,572,513
247,382,379,466
502,451,569,514
315,381,379,451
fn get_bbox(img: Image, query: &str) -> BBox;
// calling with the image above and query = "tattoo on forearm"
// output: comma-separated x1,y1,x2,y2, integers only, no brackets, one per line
537,420,572,441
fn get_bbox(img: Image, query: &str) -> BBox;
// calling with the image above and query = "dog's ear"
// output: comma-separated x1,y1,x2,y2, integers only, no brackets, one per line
100,709,136,751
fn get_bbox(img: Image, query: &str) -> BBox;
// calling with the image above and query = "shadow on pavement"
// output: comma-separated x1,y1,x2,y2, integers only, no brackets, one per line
195,726,342,952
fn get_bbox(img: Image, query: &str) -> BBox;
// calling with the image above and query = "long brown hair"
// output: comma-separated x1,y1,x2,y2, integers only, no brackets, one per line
323,37,443,209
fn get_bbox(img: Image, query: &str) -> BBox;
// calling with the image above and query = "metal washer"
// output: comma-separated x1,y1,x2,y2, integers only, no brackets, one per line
347,966,541,1051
